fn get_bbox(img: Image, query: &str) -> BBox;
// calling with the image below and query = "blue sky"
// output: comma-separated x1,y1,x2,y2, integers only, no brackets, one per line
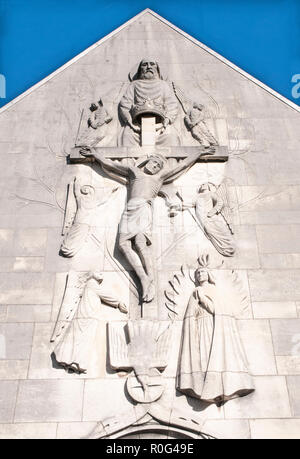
1,0,300,107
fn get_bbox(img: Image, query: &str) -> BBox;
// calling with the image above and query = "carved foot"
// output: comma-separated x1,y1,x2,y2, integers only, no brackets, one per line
142,279,155,303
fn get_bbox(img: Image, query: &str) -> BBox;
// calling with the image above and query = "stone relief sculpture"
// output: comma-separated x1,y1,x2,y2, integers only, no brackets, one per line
170,182,235,257
80,147,214,303
118,58,180,146
173,83,218,147
49,55,255,438
51,271,127,374
176,256,254,405
109,320,171,403
60,177,118,258
75,98,113,148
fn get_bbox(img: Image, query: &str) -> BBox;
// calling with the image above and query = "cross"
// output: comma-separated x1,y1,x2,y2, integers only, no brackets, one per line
68,116,228,319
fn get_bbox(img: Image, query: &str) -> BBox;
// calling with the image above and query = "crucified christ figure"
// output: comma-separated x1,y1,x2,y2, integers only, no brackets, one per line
81,147,213,303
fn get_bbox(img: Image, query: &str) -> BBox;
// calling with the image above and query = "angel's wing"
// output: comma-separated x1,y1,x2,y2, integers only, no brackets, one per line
50,271,86,343
216,181,234,234
164,264,196,320
229,270,250,317
216,270,250,318
153,323,172,369
61,180,77,236
108,323,130,370
172,82,193,114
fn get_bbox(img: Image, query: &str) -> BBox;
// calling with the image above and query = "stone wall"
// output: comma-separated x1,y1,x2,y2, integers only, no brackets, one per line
0,10,299,439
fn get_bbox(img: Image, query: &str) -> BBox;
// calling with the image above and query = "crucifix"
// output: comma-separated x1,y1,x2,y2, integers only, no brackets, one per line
70,119,227,319
69,59,227,318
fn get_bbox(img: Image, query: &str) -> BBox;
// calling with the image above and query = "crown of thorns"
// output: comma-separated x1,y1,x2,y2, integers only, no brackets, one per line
147,154,165,167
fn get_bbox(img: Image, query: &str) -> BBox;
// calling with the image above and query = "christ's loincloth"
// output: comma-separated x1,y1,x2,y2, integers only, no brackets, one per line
119,198,153,245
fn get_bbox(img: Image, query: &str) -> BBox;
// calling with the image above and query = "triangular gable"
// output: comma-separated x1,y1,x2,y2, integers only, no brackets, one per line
0,8,299,115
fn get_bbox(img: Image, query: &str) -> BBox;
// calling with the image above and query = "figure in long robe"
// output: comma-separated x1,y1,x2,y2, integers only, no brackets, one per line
76,99,112,148
60,177,117,258
176,266,254,405
173,183,235,257
51,271,127,374
118,58,179,146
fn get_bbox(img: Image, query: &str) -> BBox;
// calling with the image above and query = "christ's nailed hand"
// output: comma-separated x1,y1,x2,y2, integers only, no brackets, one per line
80,147,93,157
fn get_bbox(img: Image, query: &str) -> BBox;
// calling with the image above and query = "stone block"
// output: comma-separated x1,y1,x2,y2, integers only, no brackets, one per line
238,320,277,375
240,211,300,226
0,422,57,439
14,228,47,256
256,225,300,254
202,419,250,439
28,323,72,380
276,356,300,375
83,378,130,421
252,301,297,319
57,422,97,439
236,185,300,213
0,273,55,304
0,323,33,359
15,380,84,422
224,376,291,419
0,305,7,322
0,257,14,272
221,225,260,269
0,360,29,379
225,156,248,186
0,380,18,423
12,257,44,272
270,319,300,355
287,376,300,416
15,211,63,229
248,270,300,302
244,153,274,186
0,229,14,256
6,304,51,323
250,419,300,439
259,253,300,269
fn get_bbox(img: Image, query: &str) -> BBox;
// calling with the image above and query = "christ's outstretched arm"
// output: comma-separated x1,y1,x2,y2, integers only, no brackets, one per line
162,148,214,183
80,147,130,177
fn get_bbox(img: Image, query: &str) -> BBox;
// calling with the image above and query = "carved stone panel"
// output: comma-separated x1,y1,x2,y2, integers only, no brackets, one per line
1,9,298,439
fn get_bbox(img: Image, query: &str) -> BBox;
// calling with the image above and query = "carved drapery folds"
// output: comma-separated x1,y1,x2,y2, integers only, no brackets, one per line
118,59,180,147
173,83,218,147
176,258,254,405
169,182,235,257
75,99,112,148
51,271,127,374
60,177,118,258
51,57,254,438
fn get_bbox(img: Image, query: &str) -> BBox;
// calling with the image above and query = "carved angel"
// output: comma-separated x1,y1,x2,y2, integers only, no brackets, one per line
51,271,127,374
76,98,112,148
173,83,218,147
60,177,118,258
175,257,254,405
172,182,235,257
